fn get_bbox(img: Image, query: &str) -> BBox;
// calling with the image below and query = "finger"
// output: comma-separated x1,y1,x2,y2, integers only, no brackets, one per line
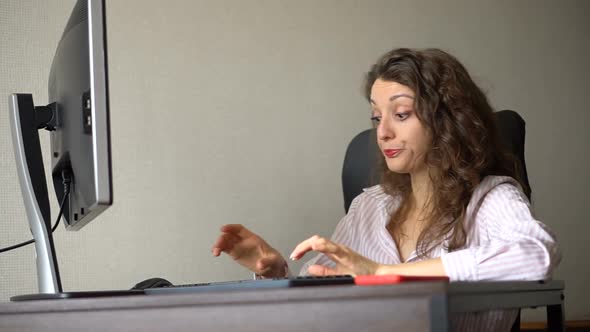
220,224,254,238
311,239,340,255
290,235,339,261
256,256,275,270
212,232,240,250
256,256,283,275
289,235,319,260
290,235,332,260
211,233,240,255
307,264,340,276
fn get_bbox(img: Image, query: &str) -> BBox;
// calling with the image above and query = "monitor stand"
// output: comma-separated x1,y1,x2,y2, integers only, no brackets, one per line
9,94,141,301
11,290,144,301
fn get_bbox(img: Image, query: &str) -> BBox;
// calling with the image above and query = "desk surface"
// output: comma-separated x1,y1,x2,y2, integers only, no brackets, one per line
0,281,564,332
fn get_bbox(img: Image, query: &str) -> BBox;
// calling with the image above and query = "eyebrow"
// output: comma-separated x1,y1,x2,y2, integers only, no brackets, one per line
370,94,415,105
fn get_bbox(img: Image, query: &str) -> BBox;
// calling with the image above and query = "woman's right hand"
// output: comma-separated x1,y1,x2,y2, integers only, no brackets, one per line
211,224,287,278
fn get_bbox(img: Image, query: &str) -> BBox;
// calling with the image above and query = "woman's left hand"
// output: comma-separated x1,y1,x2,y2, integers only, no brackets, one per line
289,235,381,276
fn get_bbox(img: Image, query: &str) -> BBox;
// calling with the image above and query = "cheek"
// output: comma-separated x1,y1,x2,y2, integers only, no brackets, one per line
408,126,431,157
415,136,430,155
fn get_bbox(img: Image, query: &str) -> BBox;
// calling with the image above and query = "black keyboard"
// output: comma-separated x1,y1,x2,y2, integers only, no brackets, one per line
145,275,355,295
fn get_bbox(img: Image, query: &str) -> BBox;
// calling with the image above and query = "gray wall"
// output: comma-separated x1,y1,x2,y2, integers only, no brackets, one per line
1,0,588,322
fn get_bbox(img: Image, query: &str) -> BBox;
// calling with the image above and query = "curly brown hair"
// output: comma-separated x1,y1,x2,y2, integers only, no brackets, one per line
364,48,527,257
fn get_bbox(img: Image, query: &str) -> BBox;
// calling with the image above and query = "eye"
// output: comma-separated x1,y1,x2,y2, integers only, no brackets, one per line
395,111,411,121
370,109,382,124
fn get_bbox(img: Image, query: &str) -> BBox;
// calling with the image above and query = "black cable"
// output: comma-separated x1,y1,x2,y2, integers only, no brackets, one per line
0,177,71,254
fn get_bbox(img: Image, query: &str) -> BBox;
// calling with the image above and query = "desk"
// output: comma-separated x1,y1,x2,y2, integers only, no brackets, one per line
0,281,564,332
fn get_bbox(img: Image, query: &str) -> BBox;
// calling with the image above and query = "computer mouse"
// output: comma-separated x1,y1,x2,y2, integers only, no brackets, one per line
131,277,173,290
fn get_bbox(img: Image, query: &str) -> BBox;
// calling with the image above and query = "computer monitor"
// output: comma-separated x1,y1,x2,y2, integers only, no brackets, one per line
49,0,112,231
8,0,115,299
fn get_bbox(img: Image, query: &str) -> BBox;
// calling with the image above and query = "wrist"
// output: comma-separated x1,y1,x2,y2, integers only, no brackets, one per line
374,263,399,276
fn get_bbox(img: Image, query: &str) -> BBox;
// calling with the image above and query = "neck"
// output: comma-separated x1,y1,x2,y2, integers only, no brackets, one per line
409,167,433,214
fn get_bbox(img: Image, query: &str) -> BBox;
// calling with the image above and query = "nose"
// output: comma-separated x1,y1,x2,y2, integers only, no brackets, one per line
376,114,395,142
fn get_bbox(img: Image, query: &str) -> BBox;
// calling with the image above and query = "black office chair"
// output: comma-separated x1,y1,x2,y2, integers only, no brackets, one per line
341,110,530,332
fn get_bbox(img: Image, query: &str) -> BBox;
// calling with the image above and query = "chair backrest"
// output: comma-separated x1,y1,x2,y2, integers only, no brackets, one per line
341,110,530,213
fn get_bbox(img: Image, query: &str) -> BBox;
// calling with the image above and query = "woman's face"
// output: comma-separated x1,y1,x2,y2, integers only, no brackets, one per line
370,79,431,175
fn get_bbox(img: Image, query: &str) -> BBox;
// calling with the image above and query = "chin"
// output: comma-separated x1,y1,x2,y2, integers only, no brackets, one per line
385,161,410,174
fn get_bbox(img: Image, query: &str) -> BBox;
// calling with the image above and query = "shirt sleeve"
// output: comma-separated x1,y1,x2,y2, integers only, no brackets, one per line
441,183,561,281
298,195,361,276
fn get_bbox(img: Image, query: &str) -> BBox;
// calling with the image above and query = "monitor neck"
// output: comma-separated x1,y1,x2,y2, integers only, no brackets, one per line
9,93,62,294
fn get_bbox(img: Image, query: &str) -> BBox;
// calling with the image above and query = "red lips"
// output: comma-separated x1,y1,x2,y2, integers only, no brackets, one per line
383,149,403,158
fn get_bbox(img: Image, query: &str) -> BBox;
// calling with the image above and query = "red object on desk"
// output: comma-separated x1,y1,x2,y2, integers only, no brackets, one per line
354,274,449,285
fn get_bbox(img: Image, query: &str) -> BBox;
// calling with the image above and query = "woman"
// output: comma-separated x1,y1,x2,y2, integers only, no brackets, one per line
211,48,560,331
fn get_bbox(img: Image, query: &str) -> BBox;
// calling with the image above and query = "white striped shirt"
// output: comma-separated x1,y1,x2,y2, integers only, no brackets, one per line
299,176,561,332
